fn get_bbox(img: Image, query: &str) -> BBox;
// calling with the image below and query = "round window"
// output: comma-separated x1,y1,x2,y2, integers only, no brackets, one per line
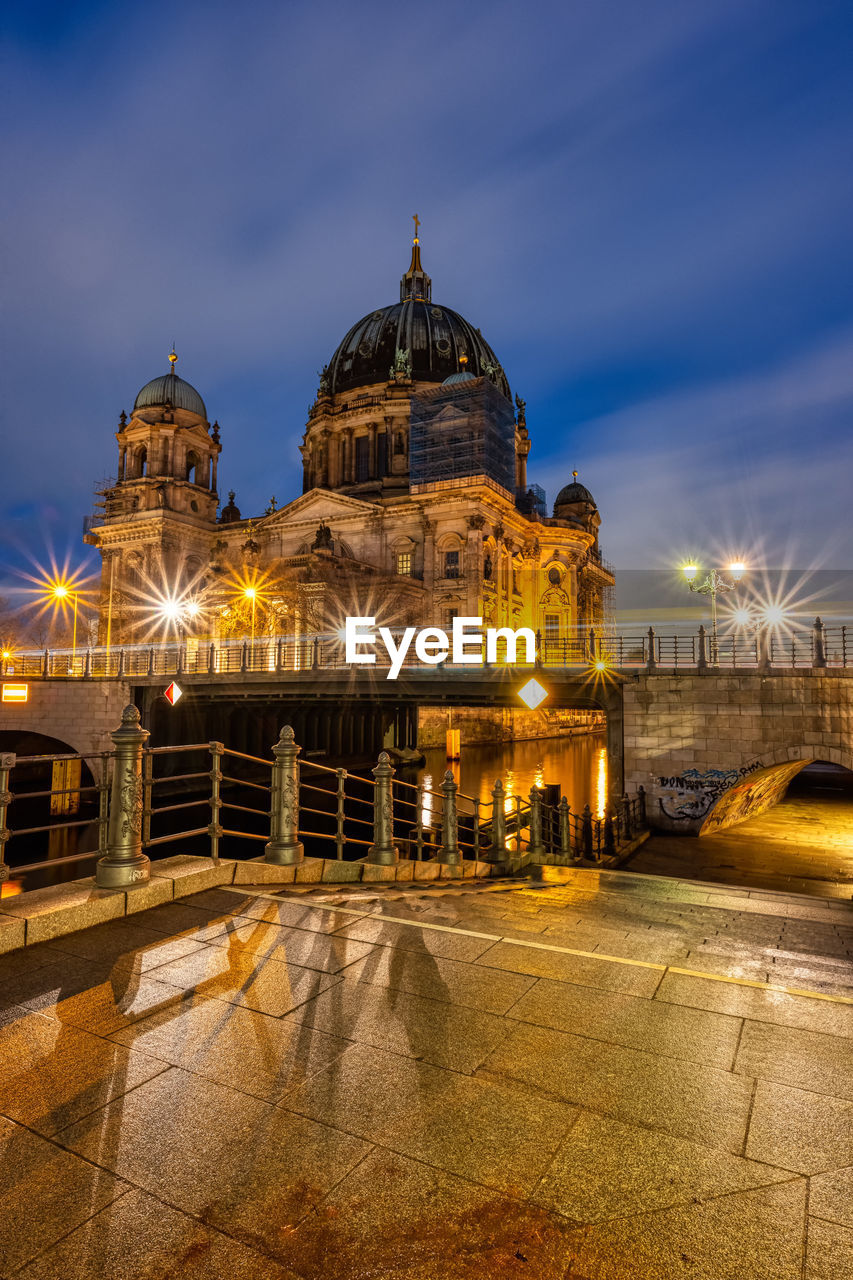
190,500,199,513
431,307,444,319
358,340,373,357
436,338,451,355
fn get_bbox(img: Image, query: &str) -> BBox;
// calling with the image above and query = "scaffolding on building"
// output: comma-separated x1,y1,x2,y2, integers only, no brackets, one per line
409,378,516,494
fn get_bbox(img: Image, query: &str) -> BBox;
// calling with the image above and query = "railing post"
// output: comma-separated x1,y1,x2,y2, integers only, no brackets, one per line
240,641,249,674
646,627,657,672
0,753,14,886
697,625,708,672
813,616,827,669
603,804,616,856
415,782,425,860
528,786,546,862
472,798,481,861
581,804,593,859
621,793,633,841
208,642,217,676
367,750,398,865
559,797,571,861
265,725,305,864
638,785,647,827
209,742,223,864
335,768,347,860
96,705,150,888
42,649,49,677
757,627,770,670
438,769,460,867
535,629,542,668
489,778,507,861
275,638,284,673
147,646,155,676
588,628,597,662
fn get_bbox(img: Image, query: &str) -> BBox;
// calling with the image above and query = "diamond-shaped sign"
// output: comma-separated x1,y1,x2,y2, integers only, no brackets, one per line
164,681,183,706
518,677,548,710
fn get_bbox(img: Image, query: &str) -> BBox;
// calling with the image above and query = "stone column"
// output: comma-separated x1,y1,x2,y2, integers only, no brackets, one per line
438,769,460,867
367,751,398,865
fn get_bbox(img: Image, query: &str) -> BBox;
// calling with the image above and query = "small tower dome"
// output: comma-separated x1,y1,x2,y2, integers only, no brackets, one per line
134,350,207,418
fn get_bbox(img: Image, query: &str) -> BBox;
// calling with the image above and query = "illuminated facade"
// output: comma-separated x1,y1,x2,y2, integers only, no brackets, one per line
85,234,613,647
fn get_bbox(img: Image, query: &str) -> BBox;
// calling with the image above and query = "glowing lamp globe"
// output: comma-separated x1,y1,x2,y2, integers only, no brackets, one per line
518,678,548,710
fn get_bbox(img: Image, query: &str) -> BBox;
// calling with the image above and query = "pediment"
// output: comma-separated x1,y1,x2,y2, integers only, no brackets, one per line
263,488,380,529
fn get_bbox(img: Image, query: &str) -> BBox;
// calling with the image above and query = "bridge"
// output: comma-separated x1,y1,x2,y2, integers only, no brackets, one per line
2,620,851,834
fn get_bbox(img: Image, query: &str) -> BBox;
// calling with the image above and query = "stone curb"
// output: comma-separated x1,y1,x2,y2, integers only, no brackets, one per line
0,852,496,956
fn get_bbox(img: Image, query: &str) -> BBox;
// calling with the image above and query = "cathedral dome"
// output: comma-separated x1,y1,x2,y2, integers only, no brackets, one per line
134,354,206,418
324,236,511,400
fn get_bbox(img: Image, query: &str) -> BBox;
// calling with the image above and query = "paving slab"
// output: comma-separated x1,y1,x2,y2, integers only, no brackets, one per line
558,1176,807,1280
269,1145,572,1280
0,877,125,943
475,937,664,997
0,1008,167,1135
56,1068,370,1253
46,918,209,972
108,991,356,1103
508,975,742,1069
15,1187,301,1280
201,918,376,971
0,1115,128,1275
809,1167,853,1228
146,944,343,1017
220,892,369,934
531,1110,790,1223
745,1079,853,1174
331,914,498,962
341,946,536,1014
482,1021,755,1153
656,969,853,1038
14,959,193,1037
735,1018,853,1101
283,979,513,1073
805,1216,853,1280
282,1041,578,1197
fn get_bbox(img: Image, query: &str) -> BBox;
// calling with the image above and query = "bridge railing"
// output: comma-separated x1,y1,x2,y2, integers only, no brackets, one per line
2,619,849,680
0,719,648,895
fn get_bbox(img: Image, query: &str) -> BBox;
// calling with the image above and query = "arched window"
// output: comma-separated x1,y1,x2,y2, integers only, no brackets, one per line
135,446,148,478
185,451,201,484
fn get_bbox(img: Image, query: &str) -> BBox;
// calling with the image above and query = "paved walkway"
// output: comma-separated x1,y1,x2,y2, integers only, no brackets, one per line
2,867,853,1278
627,793,853,899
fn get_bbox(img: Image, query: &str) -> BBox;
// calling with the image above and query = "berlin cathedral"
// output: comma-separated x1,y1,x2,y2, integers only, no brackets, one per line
85,227,613,652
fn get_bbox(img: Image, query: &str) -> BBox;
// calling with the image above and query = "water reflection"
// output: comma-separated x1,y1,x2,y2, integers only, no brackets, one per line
410,733,607,814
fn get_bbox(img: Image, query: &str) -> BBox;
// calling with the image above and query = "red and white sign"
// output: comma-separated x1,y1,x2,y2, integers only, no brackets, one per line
164,681,183,706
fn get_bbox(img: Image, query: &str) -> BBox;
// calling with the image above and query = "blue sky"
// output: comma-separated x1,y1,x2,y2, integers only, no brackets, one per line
1,0,852,595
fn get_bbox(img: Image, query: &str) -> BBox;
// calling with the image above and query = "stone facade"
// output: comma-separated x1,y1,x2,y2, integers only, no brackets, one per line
623,671,853,833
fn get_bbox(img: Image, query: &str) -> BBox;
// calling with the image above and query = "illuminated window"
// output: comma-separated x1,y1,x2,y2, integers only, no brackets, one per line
545,614,560,640
396,552,412,576
444,550,460,578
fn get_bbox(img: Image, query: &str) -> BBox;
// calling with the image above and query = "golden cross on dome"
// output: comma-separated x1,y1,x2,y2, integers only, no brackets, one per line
412,213,420,242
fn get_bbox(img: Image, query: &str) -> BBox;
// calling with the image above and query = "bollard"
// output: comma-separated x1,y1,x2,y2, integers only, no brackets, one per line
489,778,508,862
581,804,594,860
438,769,461,866
559,797,572,861
697,625,708,672
265,725,305,864
367,751,398,865
528,786,546,862
96,705,150,888
0,752,14,885
813,616,827,669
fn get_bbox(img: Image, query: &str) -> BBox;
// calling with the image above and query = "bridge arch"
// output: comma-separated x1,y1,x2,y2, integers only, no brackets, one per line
698,745,853,835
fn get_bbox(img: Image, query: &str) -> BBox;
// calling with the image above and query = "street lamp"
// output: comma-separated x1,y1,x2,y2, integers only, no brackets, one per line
48,581,80,670
243,586,257,644
682,562,746,662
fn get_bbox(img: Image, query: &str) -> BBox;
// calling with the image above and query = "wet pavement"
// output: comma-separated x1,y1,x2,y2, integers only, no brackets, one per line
626,792,853,899
1,868,852,1278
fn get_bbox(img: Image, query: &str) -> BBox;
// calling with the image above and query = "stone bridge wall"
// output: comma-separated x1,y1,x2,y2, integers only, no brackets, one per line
0,679,131,770
623,671,853,834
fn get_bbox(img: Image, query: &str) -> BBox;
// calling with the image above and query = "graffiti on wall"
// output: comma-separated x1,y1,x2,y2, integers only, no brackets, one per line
658,760,763,822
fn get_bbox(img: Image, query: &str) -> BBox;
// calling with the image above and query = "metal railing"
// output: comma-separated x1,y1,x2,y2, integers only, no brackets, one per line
0,718,648,894
1,618,849,682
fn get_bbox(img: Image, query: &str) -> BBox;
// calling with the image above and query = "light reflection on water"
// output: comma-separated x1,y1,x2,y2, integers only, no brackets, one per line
410,733,608,815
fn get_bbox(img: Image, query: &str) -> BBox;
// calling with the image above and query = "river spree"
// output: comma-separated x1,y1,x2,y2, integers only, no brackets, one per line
408,732,608,818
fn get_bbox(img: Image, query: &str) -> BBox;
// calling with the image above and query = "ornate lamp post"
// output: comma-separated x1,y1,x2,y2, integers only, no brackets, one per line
682,563,746,662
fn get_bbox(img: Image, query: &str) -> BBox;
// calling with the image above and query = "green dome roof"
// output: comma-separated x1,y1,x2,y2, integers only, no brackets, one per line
134,365,206,418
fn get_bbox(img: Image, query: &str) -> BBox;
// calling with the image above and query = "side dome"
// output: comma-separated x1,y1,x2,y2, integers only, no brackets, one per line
554,479,596,511
324,235,510,399
134,354,206,418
